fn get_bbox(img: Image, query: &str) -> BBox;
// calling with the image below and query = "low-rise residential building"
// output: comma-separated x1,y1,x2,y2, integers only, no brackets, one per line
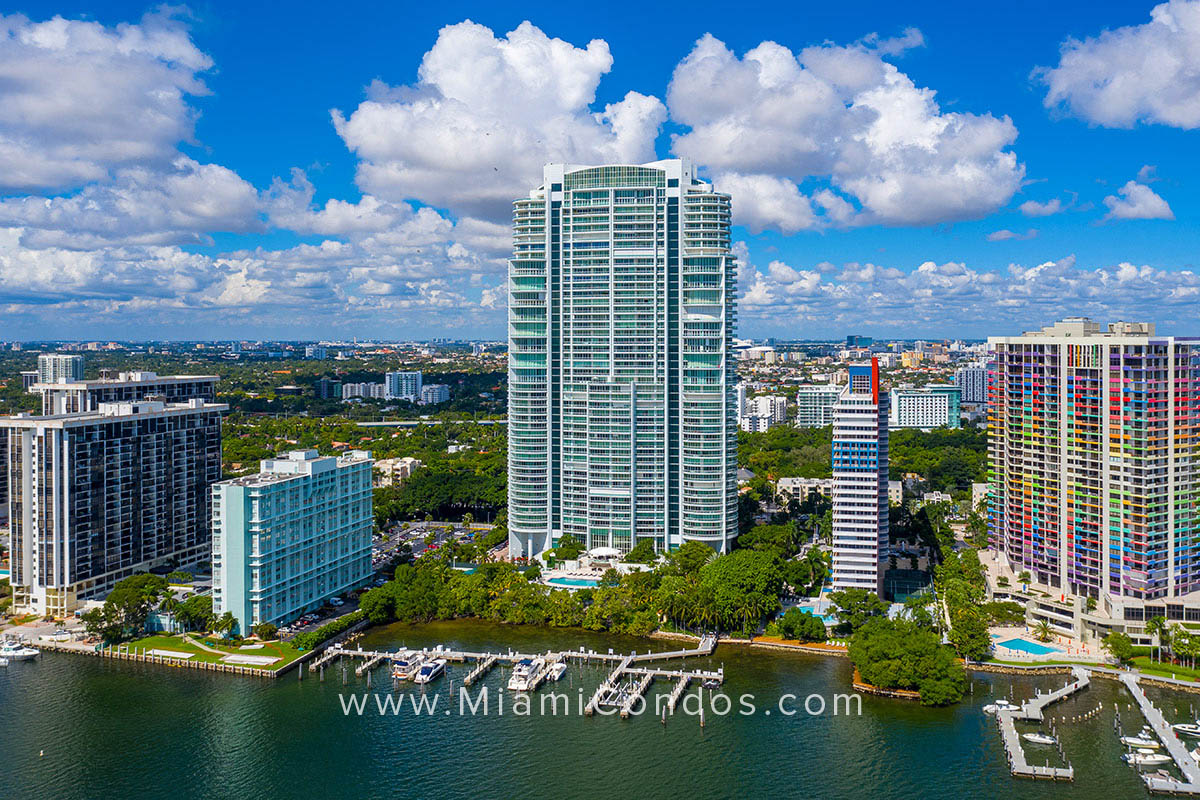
971,482,989,512
212,450,373,634
776,476,834,502
373,456,423,487
920,491,953,506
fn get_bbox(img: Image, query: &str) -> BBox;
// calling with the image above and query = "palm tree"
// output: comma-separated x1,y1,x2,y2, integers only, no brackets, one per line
160,595,180,635
1033,619,1053,643
215,611,237,640
1147,615,1168,663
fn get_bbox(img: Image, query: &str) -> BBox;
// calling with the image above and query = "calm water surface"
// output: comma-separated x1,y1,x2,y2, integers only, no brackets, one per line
1,619,1196,799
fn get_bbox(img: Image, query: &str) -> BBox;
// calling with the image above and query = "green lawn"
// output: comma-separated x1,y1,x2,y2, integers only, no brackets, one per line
982,658,1094,668
120,633,303,670
1131,656,1200,682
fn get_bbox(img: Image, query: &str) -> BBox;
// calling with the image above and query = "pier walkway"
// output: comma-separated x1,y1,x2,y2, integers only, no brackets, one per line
319,635,721,714
995,667,1088,782
1120,673,1200,795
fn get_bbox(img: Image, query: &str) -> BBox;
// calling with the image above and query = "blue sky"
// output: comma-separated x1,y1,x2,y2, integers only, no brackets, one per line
1,1,1198,340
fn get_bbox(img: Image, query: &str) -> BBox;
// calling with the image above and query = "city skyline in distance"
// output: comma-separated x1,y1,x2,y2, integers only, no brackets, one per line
1,2,1197,340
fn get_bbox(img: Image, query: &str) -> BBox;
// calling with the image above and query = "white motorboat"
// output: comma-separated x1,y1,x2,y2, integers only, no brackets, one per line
390,652,425,681
1022,731,1057,745
1174,721,1200,737
1120,731,1161,749
1124,748,1173,766
983,699,1018,714
0,641,40,661
0,657,8,667
547,661,567,682
507,657,545,692
413,658,447,685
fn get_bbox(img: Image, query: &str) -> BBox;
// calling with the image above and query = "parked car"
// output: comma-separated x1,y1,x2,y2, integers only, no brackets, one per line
329,596,345,607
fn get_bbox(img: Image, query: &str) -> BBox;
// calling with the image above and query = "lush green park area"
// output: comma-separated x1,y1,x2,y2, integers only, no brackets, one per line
121,632,304,670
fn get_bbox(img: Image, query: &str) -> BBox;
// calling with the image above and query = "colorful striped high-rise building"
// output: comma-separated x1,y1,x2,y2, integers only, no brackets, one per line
507,160,738,559
988,318,1200,630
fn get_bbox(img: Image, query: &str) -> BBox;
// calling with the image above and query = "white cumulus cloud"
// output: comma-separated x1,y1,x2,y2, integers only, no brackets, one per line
0,9,212,193
1038,0,1200,128
667,33,1023,232
1102,179,1174,221
332,20,666,221
1018,198,1063,217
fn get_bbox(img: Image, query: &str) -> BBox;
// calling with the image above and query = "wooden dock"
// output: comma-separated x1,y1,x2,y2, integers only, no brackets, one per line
995,667,1088,782
323,634,720,715
1120,673,1200,795
464,654,497,686
667,675,691,713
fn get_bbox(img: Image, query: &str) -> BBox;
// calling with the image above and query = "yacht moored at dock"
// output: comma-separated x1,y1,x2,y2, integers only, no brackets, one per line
507,657,545,691
0,641,40,661
1124,749,1173,767
547,662,567,682
983,699,1017,715
390,651,427,681
413,658,447,684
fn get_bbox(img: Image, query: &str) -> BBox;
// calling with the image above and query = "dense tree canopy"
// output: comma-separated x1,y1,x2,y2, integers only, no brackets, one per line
849,617,966,705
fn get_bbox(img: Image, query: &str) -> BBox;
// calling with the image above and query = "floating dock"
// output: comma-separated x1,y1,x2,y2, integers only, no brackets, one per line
995,667,1088,781
321,635,721,718
1120,673,1200,795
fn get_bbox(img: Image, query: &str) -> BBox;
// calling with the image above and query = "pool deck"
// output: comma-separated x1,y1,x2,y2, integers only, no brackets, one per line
996,638,1063,657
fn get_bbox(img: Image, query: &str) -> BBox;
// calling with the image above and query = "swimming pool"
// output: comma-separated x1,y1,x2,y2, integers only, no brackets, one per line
547,577,600,588
795,606,837,625
997,638,1060,656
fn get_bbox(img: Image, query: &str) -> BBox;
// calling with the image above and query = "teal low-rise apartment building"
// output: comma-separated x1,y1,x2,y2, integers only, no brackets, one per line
212,449,373,633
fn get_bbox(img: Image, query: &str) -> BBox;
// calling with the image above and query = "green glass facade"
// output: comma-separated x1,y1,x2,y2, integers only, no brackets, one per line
508,160,737,558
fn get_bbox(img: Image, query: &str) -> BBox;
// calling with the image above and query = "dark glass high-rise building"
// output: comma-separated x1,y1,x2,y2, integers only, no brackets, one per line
1,398,226,616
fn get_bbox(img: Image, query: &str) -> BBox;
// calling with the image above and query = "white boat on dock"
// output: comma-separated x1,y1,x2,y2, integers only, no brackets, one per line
413,658,447,684
1174,721,1200,737
1022,732,1056,745
983,699,1018,714
547,662,567,682
1120,728,1161,749
0,641,40,661
390,652,426,681
1124,748,1173,767
507,657,545,691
